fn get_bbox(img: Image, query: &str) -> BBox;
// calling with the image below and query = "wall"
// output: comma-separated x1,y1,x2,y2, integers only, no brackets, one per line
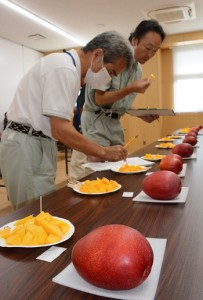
0,37,43,132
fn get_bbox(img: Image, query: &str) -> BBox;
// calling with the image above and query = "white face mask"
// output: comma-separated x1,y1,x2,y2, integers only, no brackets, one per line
84,56,111,89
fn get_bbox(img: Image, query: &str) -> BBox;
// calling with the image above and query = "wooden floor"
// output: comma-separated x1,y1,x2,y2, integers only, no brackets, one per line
0,150,70,217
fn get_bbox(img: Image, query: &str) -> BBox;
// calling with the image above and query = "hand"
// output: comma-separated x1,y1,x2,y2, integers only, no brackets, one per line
129,78,151,94
87,145,128,162
138,114,159,123
104,145,128,161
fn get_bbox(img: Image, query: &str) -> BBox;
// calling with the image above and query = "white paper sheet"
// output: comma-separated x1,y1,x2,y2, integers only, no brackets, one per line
193,143,200,148
83,157,155,172
53,238,167,300
133,187,189,204
183,153,196,159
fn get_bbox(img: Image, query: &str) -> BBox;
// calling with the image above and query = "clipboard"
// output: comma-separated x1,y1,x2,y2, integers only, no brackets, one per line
127,108,175,117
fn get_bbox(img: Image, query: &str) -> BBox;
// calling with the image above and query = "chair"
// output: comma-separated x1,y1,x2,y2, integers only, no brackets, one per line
57,142,71,175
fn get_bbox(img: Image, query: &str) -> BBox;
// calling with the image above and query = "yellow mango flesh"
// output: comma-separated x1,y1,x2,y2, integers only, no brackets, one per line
6,234,22,245
118,164,144,172
40,220,63,238
46,234,61,244
14,215,33,226
79,177,119,193
12,224,26,239
0,227,11,239
2,211,70,246
21,231,34,246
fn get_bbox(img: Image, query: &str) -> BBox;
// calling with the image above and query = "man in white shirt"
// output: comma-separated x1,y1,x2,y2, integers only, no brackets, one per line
0,31,133,209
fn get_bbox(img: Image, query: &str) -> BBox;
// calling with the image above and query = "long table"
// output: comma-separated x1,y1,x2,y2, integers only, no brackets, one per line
0,135,203,300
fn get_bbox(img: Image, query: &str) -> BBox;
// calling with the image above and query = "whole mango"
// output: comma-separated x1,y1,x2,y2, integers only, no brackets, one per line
72,224,153,290
172,143,194,157
159,157,183,174
183,136,197,146
142,170,182,200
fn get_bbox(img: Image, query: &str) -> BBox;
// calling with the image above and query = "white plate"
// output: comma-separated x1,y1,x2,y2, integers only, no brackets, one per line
0,217,75,248
73,183,122,195
155,145,175,149
83,157,154,172
168,136,182,139
111,166,151,174
53,238,167,300
158,138,174,142
141,155,165,162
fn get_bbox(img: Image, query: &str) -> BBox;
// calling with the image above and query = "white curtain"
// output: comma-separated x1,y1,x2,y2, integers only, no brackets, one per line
173,44,203,113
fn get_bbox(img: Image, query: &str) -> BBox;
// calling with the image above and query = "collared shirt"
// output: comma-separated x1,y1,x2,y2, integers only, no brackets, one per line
83,60,142,116
7,49,81,138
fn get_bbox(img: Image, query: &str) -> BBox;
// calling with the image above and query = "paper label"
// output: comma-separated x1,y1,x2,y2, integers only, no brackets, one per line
37,246,67,262
122,192,134,197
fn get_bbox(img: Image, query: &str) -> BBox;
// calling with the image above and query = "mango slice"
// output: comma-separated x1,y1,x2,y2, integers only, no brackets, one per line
79,177,119,193
2,211,70,246
0,227,11,239
6,234,22,245
118,164,144,172
14,215,33,226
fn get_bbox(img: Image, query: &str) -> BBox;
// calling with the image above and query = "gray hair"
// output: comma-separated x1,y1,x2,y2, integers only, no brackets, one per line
82,31,133,69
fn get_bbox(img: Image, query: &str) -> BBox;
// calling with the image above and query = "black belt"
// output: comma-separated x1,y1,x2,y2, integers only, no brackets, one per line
8,121,50,139
95,110,120,120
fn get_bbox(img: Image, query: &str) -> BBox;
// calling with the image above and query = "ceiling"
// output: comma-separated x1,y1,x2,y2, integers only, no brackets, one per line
0,0,203,53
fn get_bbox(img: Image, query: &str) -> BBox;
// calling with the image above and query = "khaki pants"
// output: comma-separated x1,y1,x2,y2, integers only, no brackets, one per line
0,128,57,210
70,150,93,180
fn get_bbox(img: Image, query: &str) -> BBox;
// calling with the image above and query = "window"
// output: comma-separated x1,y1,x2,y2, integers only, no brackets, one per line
173,44,203,113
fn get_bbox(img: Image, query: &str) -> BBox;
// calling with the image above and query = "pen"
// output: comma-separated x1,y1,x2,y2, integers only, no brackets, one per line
124,135,139,148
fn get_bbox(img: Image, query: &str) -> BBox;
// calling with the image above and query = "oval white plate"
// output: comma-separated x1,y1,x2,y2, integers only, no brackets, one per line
73,183,121,195
111,166,150,174
155,145,174,149
158,138,174,142
141,155,165,161
0,217,75,248
168,135,182,139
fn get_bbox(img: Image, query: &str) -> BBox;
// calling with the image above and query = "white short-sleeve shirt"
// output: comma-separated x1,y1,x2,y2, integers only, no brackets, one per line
7,49,81,138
